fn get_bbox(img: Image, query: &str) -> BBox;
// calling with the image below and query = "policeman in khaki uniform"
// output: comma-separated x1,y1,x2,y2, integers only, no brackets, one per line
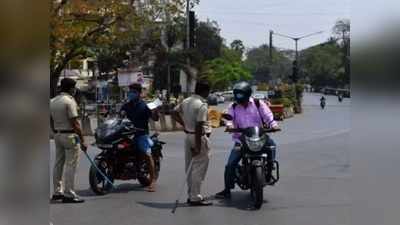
172,81,213,206
50,78,87,203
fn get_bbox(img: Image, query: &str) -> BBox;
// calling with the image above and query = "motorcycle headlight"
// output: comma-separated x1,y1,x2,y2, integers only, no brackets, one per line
245,136,266,152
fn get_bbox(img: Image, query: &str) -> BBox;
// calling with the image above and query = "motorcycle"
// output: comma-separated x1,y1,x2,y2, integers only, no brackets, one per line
222,115,280,209
89,117,165,195
338,95,343,102
320,99,326,109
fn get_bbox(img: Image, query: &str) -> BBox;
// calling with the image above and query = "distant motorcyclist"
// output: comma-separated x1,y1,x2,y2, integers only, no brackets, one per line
338,93,343,102
215,81,280,200
320,96,326,109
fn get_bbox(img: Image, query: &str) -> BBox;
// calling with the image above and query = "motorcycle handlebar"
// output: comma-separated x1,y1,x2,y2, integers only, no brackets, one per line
225,127,281,133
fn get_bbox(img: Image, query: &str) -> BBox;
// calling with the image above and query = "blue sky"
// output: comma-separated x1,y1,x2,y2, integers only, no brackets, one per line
194,0,350,50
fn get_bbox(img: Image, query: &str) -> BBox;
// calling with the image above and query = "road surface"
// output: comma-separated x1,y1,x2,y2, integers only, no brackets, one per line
50,93,350,225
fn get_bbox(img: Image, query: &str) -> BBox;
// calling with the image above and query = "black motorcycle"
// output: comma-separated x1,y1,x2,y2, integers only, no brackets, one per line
338,95,343,102
320,98,326,109
89,118,165,195
223,116,280,209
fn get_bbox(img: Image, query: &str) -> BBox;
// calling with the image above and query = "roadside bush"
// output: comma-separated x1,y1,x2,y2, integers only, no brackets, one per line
257,82,269,91
270,97,293,108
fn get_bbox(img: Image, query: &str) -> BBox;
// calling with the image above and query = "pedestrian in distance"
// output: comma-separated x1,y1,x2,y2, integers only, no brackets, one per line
171,81,213,206
50,78,88,203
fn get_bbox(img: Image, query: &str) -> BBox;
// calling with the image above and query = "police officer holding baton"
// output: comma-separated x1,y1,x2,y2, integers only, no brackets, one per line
50,78,87,203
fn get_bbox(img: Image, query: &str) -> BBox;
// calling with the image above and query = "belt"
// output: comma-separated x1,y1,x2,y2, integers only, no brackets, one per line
184,130,211,137
54,130,75,134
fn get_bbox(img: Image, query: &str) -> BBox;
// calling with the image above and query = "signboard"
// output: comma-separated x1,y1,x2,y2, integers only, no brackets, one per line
117,71,145,87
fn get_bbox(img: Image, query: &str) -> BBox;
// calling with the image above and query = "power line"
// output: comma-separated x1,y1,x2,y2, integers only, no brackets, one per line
196,10,349,16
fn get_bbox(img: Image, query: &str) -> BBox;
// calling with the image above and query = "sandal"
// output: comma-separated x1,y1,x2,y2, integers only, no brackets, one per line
145,183,156,192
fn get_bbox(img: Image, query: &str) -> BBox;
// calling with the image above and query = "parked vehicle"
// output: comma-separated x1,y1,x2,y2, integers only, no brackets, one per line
252,93,267,101
216,93,225,103
207,94,219,106
89,118,165,195
221,90,234,101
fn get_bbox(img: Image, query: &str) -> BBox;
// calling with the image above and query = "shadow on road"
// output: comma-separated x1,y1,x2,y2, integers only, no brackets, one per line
136,201,190,210
136,191,268,212
75,183,144,197
211,191,268,211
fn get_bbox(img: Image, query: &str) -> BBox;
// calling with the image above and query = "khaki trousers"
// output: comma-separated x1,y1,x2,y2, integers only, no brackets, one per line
185,134,210,201
53,133,81,198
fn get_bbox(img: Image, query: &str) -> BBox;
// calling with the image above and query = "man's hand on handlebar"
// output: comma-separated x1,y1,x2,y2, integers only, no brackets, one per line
267,125,281,132
224,126,237,133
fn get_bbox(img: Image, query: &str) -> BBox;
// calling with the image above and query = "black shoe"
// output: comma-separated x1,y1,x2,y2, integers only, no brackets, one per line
62,196,85,204
188,199,213,206
50,194,64,201
215,190,231,199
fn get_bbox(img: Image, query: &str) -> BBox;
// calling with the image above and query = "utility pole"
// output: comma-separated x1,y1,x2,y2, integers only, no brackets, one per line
269,30,273,63
185,0,191,95
272,30,323,113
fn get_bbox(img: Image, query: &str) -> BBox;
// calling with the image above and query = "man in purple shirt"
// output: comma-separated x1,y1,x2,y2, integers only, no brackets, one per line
215,82,280,199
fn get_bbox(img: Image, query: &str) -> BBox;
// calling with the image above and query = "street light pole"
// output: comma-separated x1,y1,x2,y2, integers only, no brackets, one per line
185,0,191,95
272,30,323,113
294,38,299,61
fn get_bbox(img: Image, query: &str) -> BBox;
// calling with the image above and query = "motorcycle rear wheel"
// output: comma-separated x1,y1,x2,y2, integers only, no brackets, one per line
137,159,160,186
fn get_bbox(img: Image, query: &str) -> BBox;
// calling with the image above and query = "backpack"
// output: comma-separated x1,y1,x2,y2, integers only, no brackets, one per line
232,99,265,126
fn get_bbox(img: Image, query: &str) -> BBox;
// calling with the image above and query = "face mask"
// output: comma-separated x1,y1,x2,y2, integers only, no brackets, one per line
234,92,250,104
127,91,139,102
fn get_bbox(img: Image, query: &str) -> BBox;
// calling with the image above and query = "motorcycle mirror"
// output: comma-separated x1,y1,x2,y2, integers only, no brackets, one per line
221,113,233,121
120,110,128,118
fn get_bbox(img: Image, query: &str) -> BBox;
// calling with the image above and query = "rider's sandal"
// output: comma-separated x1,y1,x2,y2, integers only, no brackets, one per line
145,184,156,192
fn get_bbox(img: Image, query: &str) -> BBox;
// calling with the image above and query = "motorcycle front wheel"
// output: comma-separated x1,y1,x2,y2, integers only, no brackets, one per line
252,166,264,209
89,159,114,195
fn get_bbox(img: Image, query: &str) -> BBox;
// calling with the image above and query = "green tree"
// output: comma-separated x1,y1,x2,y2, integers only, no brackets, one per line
300,42,344,88
194,20,224,62
200,47,251,90
202,59,251,90
50,0,185,97
230,39,245,58
244,44,291,82
333,19,350,86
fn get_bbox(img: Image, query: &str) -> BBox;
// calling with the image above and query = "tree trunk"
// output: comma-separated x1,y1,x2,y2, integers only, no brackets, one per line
50,72,61,98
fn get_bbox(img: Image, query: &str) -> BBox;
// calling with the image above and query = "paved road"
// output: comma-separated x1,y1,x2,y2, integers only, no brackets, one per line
50,93,350,225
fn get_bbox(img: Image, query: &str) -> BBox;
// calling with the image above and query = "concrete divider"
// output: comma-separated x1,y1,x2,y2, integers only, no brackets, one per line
149,113,183,132
284,107,295,119
58,114,185,136
82,116,93,136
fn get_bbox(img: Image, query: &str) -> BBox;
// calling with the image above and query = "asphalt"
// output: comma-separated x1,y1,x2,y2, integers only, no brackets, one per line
50,93,351,225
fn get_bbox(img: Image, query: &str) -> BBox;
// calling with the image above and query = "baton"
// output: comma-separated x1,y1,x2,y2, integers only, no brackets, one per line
83,151,116,189
171,158,194,214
